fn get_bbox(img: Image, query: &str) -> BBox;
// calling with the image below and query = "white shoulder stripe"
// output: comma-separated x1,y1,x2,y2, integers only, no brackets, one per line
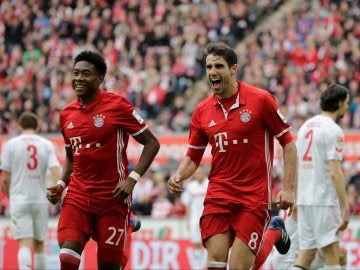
274,127,291,139
188,144,207,149
130,125,148,137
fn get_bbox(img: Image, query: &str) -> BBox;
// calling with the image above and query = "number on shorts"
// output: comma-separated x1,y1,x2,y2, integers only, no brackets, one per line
248,232,258,250
105,227,124,246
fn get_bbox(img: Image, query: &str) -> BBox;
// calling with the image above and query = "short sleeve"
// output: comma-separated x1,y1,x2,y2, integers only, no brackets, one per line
326,127,344,161
0,141,10,172
262,93,294,146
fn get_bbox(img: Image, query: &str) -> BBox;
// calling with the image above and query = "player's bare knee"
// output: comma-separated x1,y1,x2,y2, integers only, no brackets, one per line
307,249,317,262
60,240,84,255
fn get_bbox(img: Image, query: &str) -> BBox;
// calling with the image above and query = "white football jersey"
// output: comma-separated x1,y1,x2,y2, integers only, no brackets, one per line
1,134,60,204
296,115,344,206
181,178,209,222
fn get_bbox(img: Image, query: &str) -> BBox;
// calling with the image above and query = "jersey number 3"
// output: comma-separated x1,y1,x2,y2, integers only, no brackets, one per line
27,144,38,170
302,129,313,161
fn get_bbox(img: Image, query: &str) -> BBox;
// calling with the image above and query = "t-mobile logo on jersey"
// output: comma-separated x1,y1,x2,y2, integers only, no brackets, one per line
214,132,228,152
70,136,82,155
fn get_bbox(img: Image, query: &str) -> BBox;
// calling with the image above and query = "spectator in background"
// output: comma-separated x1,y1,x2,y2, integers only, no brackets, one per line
0,112,61,270
151,171,173,219
132,169,155,216
347,170,360,216
181,166,209,270
294,84,350,270
168,42,297,270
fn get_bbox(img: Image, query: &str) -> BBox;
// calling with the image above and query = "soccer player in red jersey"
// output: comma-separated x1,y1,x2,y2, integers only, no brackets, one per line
168,43,297,270
47,51,160,270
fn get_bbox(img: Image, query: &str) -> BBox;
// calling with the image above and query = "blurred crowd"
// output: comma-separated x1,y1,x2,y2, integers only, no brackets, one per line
0,0,360,218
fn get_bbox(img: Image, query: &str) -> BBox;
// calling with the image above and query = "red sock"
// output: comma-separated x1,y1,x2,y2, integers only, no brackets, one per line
253,230,280,270
59,248,81,270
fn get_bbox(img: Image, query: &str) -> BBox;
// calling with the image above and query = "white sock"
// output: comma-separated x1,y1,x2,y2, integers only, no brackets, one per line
340,265,346,270
34,253,46,270
18,246,32,270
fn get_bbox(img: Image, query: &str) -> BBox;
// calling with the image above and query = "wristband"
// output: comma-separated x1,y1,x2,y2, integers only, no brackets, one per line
129,171,141,182
57,180,66,189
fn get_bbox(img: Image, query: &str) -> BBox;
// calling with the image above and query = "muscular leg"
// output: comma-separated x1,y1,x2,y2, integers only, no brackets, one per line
322,242,340,266
205,232,232,270
229,237,256,270
98,260,122,270
294,248,317,269
59,240,83,270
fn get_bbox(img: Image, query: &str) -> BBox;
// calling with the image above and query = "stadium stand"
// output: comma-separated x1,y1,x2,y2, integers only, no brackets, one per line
0,0,359,217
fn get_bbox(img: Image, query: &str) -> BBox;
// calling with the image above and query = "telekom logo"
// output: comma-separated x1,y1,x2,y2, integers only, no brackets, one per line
70,136,82,155
214,132,228,152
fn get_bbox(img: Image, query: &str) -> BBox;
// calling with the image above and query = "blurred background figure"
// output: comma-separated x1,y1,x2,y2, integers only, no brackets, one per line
0,112,61,270
181,166,209,270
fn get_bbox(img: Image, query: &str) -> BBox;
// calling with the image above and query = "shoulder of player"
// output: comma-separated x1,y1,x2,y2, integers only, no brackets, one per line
195,95,214,112
60,100,78,113
240,82,271,98
100,91,131,106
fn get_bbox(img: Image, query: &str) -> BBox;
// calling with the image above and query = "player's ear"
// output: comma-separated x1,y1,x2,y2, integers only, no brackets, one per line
231,64,238,75
98,75,104,84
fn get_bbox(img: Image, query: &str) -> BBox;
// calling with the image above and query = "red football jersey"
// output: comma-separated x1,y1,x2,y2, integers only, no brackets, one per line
187,81,294,210
60,91,148,204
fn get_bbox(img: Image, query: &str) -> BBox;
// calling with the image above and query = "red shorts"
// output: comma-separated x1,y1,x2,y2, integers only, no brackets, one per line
58,200,130,264
200,202,270,255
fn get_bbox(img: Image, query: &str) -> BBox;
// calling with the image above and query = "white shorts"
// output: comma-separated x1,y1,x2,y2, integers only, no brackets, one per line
10,203,48,241
298,205,341,250
189,221,202,244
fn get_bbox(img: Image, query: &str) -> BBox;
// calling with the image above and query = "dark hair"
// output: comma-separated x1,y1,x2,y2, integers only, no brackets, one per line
320,84,349,112
203,42,238,68
19,112,38,130
74,51,107,76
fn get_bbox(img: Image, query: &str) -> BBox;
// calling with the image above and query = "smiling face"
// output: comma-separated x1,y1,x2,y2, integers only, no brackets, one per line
205,54,238,99
72,61,103,104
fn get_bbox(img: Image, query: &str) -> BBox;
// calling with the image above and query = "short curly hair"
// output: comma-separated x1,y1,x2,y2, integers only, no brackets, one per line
74,50,107,76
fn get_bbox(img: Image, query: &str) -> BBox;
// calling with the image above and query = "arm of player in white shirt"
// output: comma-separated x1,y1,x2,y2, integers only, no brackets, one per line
1,171,10,198
329,160,350,231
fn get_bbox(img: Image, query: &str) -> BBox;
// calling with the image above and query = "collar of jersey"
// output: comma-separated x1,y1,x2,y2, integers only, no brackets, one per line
212,81,246,107
75,90,105,111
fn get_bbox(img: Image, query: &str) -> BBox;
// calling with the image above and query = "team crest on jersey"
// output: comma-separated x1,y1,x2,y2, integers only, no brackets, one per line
93,114,105,127
239,109,252,123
